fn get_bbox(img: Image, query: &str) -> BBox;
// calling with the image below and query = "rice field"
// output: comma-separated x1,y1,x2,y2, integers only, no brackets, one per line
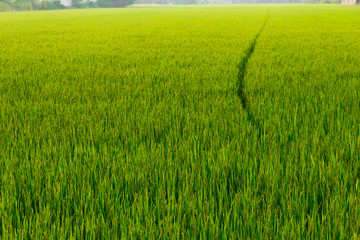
0,5,360,239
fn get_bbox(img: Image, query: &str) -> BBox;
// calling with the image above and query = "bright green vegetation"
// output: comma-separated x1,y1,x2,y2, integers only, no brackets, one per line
1,5,359,239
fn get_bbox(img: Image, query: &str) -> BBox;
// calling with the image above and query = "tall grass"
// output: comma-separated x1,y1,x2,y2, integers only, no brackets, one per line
0,5,359,239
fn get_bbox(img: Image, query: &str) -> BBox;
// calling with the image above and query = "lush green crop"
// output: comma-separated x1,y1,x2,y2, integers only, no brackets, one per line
0,5,359,239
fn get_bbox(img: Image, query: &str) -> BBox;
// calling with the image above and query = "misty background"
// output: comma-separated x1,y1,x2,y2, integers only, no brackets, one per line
0,0,345,13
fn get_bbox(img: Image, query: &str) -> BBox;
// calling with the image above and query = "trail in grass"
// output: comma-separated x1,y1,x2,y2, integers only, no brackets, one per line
237,16,268,135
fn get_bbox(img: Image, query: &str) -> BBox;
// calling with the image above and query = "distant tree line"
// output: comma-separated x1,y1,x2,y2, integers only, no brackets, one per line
0,0,135,11
0,0,341,11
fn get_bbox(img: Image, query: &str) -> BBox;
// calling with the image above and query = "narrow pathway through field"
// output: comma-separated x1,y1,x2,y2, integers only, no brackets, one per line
236,16,268,136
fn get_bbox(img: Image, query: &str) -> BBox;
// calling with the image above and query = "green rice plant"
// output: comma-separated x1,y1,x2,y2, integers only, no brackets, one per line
244,5,360,238
0,5,359,239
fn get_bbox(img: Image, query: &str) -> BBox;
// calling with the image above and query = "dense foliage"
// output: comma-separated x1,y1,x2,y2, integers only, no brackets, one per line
0,5,359,239
0,0,135,11
0,0,344,11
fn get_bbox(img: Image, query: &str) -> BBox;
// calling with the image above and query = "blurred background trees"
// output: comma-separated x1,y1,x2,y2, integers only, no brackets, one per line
0,0,136,10
0,0,342,12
